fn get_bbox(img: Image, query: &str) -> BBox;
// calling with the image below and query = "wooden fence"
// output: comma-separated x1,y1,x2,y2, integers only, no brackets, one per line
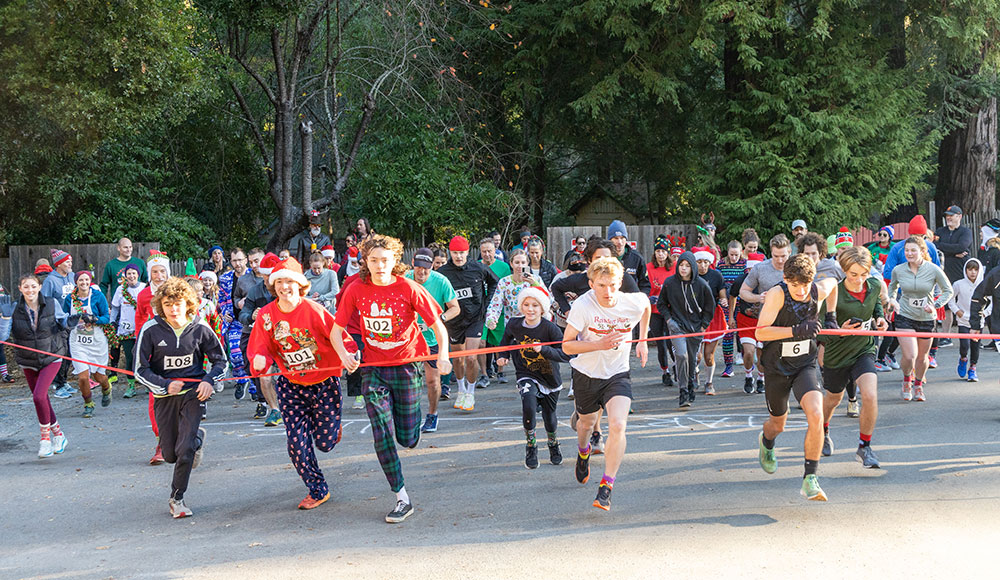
2,243,160,295
546,224,701,265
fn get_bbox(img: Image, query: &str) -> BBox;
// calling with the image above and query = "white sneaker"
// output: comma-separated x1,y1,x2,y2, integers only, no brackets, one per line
169,498,193,518
463,392,475,411
52,433,67,454
38,439,53,458
735,354,744,365
453,392,465,409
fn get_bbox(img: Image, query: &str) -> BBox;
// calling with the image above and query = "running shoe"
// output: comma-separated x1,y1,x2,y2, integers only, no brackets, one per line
453,392,465,410
679,389,691,408
735,353,744,365
234,382,246,400
1,373,15,383
662,372,673,387
548,442,562,465
913,385,926,402
575,452,590,484
957,358,968,378
264,409,283,426
968,366,979,382
688,384,697,403
705,383,716,396
52,433,67,454
846,398,860,418
743,376,754,394
938,337,953,348
593,484,612,511
38,439,53,458
570,410,579,432
755,379,765,394
462,393,475,411
101,386,112,407
439,386,451,400
822,433,833,457
856,445,881,468
298,493,330,510
192,428,206,469
475,375,490,389
927,355,937,369
122,381,137,398
567,387,574,400
150,445,164,465
352,395,364,409
800,474,827,501
525,444,539,469
497,372,508,384
254,403,267,419
874,360,892,373
887,354,900,369
590,431,604,455
82,402,95,418
421,414,438,433
901,381,912,401
170,498,193,519
53,384,73,399
108,374,118,385
721,364,734,378
758,432,777,474
385,500,414,523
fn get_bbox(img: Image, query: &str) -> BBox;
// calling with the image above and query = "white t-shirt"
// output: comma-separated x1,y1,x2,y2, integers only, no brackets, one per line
111,283,145,337
566,290,649,379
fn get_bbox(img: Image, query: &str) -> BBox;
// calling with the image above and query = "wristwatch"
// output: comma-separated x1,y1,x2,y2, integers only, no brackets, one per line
440,312,448,322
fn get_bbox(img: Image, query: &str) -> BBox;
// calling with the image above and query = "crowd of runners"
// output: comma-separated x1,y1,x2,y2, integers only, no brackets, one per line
1,206,997,519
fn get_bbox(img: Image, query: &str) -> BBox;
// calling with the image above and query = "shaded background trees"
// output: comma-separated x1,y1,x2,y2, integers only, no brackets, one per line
2,0,999,255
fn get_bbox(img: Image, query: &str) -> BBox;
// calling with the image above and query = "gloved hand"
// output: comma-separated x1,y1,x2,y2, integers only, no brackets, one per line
67,314,82,327
82,313,98,325
824,311,839,330
791,319,821,340
0,295,15,318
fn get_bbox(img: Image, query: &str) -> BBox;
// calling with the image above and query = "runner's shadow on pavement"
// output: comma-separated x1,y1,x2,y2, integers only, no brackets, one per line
664,513,777,527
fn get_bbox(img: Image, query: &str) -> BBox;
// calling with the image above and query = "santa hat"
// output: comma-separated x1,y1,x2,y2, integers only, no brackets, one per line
258,253,280,276
670,246,684,257
347,246,359,262
516,284,551,317
692,245,715,265
321,245,336,259
50,248,71,267
34,263,53,275
449,235,470,252
835,227,854,249
269,257,309,287
147,249,170,274
198,270,218,285
746,252,766,269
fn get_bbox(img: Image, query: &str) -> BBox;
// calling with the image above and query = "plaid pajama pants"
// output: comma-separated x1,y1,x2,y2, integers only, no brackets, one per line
361,363,422,492
274,375,343,500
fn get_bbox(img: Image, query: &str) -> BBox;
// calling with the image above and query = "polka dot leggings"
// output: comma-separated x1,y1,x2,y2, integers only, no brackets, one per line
275,375,343,500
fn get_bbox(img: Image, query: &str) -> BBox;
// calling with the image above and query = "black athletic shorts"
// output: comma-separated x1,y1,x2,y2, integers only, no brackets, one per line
894,314,935,334
764,363,822,417
572,369,632,415
448,318,484,345
426,344,439,370
822,353,877,394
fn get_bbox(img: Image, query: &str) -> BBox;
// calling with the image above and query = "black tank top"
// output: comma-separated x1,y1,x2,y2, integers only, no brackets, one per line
760,282,819,375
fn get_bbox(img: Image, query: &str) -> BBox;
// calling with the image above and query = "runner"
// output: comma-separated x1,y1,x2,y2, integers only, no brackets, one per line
496,284,571,469
135,250,171,464
239,253,283,425
820,247,889,468
304,251,340,314
657,251,715,407
564,256,650,511
951,259,985,381
331,234,452,523
109,264,146,398
405,248,460,433
646,237,674,386
248,257,349,510
64,270,113,418
755,254,839,501
608,220,651,294
717,241,746,378
887,236,953,401
738,234,794,394
437,235,499,409
479,237,512,386
0,275,68,458
525,236,558,286
135,278,227,518
694,246,727,395
218,248,253,401
40,248,77,399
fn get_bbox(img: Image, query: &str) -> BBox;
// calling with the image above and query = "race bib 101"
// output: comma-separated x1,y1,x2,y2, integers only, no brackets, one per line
282,347,316,367
164,354,194,370
363,317,393,334
781,339,811,357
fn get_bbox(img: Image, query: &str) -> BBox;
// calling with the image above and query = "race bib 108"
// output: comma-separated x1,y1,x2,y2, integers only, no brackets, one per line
164,354,194,370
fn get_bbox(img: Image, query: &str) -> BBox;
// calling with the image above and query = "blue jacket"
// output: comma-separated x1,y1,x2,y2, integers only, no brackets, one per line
62,289,111,326
883,239,940,284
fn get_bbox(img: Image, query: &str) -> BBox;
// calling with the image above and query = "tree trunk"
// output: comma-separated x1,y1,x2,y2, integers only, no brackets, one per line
301,121,314,214
936,97,997,216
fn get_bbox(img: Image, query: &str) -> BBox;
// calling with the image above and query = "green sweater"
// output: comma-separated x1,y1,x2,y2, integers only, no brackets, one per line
100,257,149,299
822,277,884,369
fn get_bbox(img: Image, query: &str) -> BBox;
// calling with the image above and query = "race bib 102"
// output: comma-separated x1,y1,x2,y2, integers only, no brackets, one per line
164,354,194,370
363,317,393,335
781,339,811,357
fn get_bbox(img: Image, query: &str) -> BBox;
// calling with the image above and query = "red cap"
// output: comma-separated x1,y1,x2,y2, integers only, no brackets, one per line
34,264,53,275
909,215,928,236
449,236,470,252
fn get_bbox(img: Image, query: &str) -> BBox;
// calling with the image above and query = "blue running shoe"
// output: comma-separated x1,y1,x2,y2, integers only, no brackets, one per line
968,366,979,382
957,358,968,379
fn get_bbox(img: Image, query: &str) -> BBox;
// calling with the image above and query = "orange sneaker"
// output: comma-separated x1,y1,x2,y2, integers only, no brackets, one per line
298,492,330,510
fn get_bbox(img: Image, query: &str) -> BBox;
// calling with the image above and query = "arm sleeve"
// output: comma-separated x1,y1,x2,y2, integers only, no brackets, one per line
483,267,500,314
550,276,573,314
539,322,572,363
656,284,671,322
0,315,10,342
948,283,961,313
970,273,992,330
636,260,651,294
882,248,899,284
238,291,257,326
109,288,122,322
93,292,111,325
333,283,357,328
887,266,900,299
246,315,276,376
699,284,716,329
134,326,171,395
485,280,505,325
935,228,973,254
411,282,444,323
100,264,113,298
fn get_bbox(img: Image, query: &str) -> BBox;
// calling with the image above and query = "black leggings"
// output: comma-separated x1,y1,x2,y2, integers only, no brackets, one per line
518,378,559,434
650,312,673,371
958,326,980,364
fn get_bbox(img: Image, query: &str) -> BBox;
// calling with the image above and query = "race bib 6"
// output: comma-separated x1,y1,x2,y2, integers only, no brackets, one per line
781,339,811,357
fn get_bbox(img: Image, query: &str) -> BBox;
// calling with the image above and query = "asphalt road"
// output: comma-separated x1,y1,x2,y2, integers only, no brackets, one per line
1,342,999,579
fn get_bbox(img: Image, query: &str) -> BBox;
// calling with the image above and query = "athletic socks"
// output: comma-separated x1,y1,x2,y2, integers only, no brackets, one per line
705,364,716,382
762,435,775,450
0,363,7,375
457,378,466,394
39,423,51,441
823,422,829,435
745,367,753,378
396,486,410,504
547,431,557,445
600,474,615,489
913,378,924,387
859,433,872,447
804,459,819,478
51,422,63,437
578,444,591,460
525,429,536,446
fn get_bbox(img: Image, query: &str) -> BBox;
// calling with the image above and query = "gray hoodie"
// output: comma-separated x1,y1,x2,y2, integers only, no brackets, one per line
655,251,716,333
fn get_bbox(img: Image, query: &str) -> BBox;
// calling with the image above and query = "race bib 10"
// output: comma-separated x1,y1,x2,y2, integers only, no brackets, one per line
781,339,811,357
363,317,393,334
455,287,473,300
164,354,194,370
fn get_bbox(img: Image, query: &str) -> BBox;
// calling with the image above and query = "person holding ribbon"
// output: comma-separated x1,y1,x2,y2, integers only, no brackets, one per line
64,270,113,418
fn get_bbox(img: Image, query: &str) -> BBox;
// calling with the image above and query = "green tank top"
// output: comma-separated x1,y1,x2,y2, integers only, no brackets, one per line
822,277,883,369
